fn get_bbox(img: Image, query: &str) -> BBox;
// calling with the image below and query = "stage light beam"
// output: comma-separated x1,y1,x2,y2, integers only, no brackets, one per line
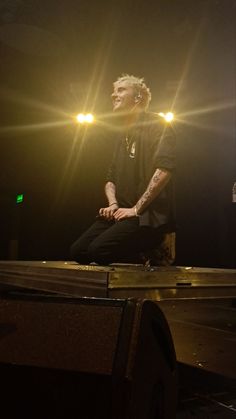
76,113,85,123
165,112,174,122
158,112,174,122
85,113,94,123
76,113,94,124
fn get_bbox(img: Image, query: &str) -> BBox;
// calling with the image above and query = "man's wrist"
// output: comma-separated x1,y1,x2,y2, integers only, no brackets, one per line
109,202,118,207
134,206,139,216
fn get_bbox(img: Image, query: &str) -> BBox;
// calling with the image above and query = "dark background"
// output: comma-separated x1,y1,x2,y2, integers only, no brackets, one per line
0,0,235,267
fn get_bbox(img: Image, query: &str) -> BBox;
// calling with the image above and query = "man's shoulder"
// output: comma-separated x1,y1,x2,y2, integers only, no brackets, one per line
138,112,175,136
138,112,167,129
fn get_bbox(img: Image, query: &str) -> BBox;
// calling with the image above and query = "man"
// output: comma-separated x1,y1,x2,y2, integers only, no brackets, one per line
70,74,176,265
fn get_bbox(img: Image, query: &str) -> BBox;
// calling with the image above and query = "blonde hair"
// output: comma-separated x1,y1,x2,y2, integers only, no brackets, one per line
114,74,152,110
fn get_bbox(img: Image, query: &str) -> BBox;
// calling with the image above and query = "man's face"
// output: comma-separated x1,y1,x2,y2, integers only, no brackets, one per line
111,80,137,112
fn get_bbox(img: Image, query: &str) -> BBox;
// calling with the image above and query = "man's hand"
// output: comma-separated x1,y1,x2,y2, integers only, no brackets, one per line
113,207,137,221
99,203,119,220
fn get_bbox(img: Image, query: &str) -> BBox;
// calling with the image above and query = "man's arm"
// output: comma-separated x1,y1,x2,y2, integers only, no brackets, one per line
99,181,119,220
105,181,118,206
135,168,171,214
113,168,171,220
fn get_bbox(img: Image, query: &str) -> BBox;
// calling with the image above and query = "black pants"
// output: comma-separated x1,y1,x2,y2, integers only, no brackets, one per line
70,217,167,265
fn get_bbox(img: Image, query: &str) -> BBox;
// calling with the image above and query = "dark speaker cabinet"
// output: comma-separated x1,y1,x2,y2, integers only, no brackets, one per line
0,294,177,418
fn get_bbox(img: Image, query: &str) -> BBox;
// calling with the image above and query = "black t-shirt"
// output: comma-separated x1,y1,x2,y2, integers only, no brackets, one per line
106,112,176,229
112,137,138,207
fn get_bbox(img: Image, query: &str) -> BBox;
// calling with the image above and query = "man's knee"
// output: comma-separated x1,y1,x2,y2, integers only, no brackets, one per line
70,241,81,261
86,241,112,264
70,239,107,264
70,237,87,262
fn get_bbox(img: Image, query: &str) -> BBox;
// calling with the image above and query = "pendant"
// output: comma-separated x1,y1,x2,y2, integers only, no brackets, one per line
125,136,136,158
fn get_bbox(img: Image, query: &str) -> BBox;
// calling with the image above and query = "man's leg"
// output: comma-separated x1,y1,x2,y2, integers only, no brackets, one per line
71,217,167,265
70,218,115,264
81,217,141,265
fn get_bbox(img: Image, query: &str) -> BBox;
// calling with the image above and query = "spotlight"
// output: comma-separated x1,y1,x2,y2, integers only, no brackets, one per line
85,113,94,123
165,112,174,122
158,112,174,122
76,113,94,124
76,113,85,123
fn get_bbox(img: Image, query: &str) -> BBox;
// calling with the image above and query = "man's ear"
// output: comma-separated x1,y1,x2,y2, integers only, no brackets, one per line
134,94,142,103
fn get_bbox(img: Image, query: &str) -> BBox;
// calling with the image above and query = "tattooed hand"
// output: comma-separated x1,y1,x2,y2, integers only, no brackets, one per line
99,203,119,220
113,207,137,220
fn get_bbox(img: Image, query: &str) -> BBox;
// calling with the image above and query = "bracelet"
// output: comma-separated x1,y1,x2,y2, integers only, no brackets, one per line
109,202,118,207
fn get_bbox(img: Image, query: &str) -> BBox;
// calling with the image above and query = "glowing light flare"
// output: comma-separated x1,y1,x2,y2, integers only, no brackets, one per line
85,113,94,123
76,113,84,123
158,112,174,122
76,113,94,124
165,112,174,122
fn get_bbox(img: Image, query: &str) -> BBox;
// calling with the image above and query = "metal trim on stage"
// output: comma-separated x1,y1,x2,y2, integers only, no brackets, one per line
0,260,236,300
0,260,110,298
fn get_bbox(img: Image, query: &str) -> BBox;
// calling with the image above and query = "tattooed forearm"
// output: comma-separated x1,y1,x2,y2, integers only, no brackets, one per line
105,181,118,205
152,171,162,183
135,168,171,214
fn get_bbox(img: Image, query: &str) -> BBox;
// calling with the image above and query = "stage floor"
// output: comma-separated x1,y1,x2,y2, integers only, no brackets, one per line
0,260,236,300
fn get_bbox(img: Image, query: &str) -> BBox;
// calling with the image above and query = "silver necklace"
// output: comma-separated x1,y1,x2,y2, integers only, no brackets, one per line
125,135,136,158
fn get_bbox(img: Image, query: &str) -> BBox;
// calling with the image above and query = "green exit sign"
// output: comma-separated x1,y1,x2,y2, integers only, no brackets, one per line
16,194,24,204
